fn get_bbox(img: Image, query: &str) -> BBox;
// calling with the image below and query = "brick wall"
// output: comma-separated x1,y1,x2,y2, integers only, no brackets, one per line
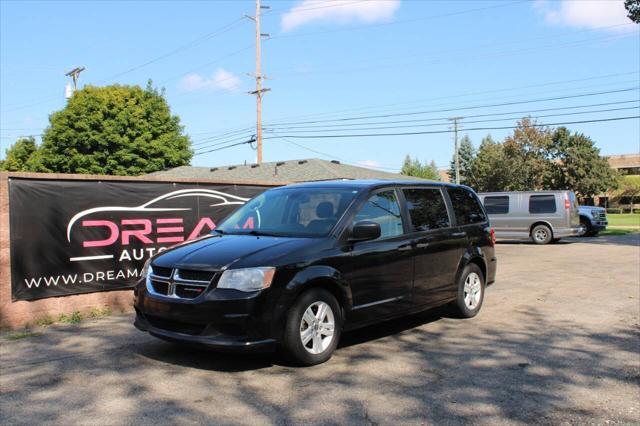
0,171,281,329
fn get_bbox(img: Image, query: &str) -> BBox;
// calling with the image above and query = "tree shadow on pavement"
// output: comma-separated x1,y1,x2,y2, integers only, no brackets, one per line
2,306,639,424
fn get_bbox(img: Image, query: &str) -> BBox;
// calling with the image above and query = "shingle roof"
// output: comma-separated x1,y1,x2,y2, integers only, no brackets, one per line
148,158,423,184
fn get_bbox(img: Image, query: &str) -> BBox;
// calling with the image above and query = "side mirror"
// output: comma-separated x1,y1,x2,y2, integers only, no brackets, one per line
350,221,381,242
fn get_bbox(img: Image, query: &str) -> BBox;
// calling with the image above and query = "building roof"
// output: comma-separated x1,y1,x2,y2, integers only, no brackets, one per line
606,154,640,169
280,178,456,190
148,158,423,184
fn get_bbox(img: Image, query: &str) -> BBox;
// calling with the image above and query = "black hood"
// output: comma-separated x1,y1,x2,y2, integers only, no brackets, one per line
152,234,320,271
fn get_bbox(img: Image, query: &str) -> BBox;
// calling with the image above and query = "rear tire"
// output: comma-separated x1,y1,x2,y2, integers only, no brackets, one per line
281,288,342,366
531,224,553,245
450,263,485,318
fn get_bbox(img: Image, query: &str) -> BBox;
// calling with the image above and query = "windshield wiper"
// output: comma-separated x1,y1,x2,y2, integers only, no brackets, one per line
246,230,281,237
213,229,226,234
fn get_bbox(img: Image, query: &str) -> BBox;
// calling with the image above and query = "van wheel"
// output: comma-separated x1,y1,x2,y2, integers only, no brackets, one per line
281,288,342,366
531,224,552,244
450,263,485,318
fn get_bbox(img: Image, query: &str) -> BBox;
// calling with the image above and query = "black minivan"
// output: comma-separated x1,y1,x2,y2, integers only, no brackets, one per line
134,180,496,365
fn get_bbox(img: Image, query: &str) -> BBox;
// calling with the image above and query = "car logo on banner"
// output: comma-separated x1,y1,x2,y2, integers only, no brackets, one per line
65,189,250,262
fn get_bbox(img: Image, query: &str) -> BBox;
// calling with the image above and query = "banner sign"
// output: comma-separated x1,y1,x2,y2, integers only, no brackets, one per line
9,179,268,301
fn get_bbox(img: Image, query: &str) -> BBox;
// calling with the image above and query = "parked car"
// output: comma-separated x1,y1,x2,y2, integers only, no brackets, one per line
578,205,608,236
478,190,581,244
134,180,497,366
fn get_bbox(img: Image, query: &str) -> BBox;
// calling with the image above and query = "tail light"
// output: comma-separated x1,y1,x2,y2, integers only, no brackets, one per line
489,228,496,246
564,194,571,209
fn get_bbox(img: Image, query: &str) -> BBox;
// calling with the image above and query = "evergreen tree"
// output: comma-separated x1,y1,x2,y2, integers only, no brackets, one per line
401,154,440,180
447,135,475,184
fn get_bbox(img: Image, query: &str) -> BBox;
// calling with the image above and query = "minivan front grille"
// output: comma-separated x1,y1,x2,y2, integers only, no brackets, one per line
150,280,170,296
147,268,219,300
152,266,173,278
176,269,216,283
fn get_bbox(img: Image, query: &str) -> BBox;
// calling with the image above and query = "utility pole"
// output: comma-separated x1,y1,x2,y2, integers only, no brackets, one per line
247,0,270,164
65,67,85,100
65,67,85,91
449,117,463,184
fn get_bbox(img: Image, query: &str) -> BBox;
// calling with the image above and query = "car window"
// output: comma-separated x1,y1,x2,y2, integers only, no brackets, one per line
484,196,509,214
352,190,404,240
529,194,557,214
402,188,450,232
447,187,487,225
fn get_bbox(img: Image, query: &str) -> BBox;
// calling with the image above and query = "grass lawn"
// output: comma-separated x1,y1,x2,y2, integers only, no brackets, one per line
600,228,639,236
607,213,640,228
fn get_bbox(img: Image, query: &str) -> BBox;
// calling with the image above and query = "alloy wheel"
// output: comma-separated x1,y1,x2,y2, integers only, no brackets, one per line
534,228,548,242
463,272,482,310
299,301,335,354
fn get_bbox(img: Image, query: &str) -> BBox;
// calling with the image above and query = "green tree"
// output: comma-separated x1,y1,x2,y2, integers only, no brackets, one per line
401,154,440,180
612,175,640,212
625,0,640,23
468,135,511,192
501,118,554,191
547,127,618,197
36,81,192,175
0,136,38,171
447,135,475,184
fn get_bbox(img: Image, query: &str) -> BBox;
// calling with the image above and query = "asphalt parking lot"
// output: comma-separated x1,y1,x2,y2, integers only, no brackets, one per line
1,233,639,425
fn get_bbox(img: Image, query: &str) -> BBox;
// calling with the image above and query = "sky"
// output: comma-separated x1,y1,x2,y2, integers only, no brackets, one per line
1,0,638,172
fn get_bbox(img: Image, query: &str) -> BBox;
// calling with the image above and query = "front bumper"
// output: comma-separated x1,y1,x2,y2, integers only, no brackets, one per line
133,282,278,352
134,310,275,352
592,221,608,231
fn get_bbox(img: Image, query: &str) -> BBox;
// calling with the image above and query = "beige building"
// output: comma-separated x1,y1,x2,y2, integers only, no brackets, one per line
596,154,640,209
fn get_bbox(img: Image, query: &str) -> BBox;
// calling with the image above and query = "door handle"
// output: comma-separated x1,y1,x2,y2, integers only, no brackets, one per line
415,242,430,248
397,244,413,251
451,231,467,237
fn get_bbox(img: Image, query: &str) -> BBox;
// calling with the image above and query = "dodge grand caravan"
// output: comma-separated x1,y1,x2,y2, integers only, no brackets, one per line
134,180,497,365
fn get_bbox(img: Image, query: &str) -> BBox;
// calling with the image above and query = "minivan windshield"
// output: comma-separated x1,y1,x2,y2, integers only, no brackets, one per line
216,187,360,237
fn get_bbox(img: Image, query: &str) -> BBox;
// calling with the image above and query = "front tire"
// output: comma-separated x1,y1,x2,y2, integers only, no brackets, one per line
531,224,553,244
580,218,594,237
281,288,342,366
450,263,485,318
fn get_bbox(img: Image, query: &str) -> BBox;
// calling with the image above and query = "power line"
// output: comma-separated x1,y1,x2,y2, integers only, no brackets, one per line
269,32,636,80
193,133,256,150
264,115,640,139
1,17,248,113
193,136,256,156
264,71,639,125
96,18,247,84
194,97,639,150
265,100,640,130
264,87,639,126
264,105,640,133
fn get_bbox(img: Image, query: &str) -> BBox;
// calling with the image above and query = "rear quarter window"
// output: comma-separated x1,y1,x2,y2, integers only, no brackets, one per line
483,196,509,214
447,187,487,225
529,195,557,214
402,188,450,232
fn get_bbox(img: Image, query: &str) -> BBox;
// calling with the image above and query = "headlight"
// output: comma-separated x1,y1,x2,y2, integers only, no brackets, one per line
141,259,152,278
217,267,275,292
591,210,598,217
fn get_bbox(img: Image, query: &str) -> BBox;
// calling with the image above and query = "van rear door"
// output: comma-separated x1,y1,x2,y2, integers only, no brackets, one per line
567,192,580,229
